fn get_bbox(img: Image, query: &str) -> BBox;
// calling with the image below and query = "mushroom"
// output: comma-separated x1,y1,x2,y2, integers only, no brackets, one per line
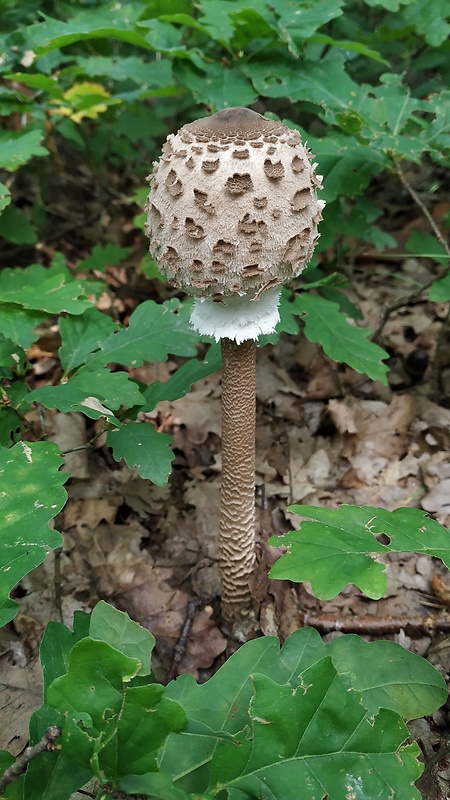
146,107,324,640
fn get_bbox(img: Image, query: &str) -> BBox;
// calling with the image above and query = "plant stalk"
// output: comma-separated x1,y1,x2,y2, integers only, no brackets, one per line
220,337,257,640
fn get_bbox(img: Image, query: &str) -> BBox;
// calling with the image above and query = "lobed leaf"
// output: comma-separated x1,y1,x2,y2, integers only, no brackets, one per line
292,293,389,382
208,666,421,800
270,504,450,599
0,129,48,171
0,304,46,348
59,307,119,373
106,422,174,485
161,625,442,796
89,600,155,676
142,342,221,412
0,442,67,626
0,263,93,315
47,637,186,782
85,299,200,368
28,365,145,420
0,181,11,212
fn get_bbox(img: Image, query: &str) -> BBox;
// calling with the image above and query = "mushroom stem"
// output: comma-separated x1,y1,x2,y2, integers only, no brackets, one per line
220,337,257,639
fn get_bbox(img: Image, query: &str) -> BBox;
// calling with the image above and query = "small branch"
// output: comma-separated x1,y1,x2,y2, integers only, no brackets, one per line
0,726,62,794
370,160,450,343
303,612,450,636
393,159,450,258
422,739,450,777
167,597,201,682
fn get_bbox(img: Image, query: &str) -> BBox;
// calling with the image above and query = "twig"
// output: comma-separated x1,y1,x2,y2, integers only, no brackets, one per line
302,612,450,636
422,739,450,777
393,159,450,257
370,160,450,343
167,598,201,681
0,726,62,794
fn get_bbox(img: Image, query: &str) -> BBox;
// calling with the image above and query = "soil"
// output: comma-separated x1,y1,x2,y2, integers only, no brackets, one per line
1,166,450,798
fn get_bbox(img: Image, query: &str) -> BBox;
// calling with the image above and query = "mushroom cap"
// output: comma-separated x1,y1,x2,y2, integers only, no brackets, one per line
145,107,324,300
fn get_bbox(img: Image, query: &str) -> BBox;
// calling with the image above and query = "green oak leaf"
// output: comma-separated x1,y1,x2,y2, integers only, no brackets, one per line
89,601,155,676
0,441,67,625
106,422,173,485
59,307,119,373
0,129,48,171
162,627,441,795
47,638,186,782
0,263,93,315
28,366,144,420
208,665,422,799
270,504,450,599
293,293,389,382
85,299,200,368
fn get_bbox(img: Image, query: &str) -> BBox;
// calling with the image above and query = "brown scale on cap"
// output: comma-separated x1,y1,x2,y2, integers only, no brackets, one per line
146,106,323,300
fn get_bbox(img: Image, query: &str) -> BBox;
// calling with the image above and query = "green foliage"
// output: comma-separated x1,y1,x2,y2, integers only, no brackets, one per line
106,422,174,485
292,293,389,383
270,504,450,599
1,602,446,799
1,2,449,796
0,441,68,626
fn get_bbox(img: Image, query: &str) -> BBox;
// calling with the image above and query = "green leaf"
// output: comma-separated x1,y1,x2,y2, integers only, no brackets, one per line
40,617,90,698
311,33,390,65
0,304,46,348
75,243,129,273
328,635,447,721
142,342,221,412
26,7,153,54
0,264,93,315
75,55,174,88
0,181,11,212
293,293,389,382
209,666,421,799
25,705,90,800
0,129,47,171
407,230,449,266
429,272,450,301
403,0,450,47
120,772,190,800
270,504,450,599
162,627,436,795
363,73,425,136
271,0,344,56
0,205,37,244
0,406,23,447
59,308,119,373
85,299,200,368
89,601,155,676
47,638,186,782
245,53,365,124
106,422,174,486
298,130,388,203
0,334,26,368
28,365,144,420
174,60,257,110
0,441,67,626
4,72,64,97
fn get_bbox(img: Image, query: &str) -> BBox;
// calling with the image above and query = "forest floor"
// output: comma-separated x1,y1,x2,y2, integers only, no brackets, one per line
1,167,450,798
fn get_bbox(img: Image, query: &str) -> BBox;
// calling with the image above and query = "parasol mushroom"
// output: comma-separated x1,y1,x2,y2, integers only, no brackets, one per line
146,107,324,640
